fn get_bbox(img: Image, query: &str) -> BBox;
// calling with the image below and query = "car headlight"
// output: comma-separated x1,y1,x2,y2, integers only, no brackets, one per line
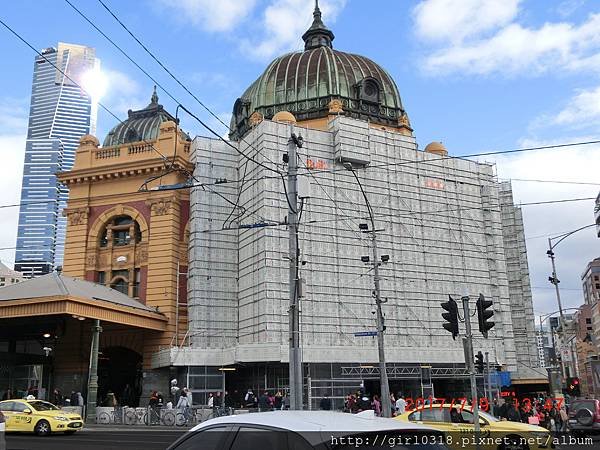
53,416,69,421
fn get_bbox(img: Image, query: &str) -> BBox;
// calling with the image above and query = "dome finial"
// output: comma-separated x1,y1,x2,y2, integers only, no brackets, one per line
151,85,158,104
302,0,335,50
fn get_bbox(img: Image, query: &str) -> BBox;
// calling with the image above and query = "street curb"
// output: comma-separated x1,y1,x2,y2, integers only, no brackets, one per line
83,425,190,432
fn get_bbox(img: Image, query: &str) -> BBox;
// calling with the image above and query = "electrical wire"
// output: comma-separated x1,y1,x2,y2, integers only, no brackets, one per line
63,0,284,192
0,16,171,165
94,0,283,172
96,0,226,130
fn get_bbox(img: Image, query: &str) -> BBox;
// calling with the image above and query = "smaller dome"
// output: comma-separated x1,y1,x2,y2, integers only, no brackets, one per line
103,87,180,147
424,141,448,156
272,111,297,124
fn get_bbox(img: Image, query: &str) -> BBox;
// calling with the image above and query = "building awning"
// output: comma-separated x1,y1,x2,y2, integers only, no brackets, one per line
0,273,167,331
511,378,549,385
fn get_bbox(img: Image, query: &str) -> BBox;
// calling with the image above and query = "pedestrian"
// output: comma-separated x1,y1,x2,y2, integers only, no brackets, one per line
559,404,568,434
51,388,62,406
106,390,117,408
395,393,407,415
357,392,371,412
258,391,270,412
69,391,79,406
283,393,290,410
372,395,381,416
149,391,159,407
176,390,190,421
207,392,214,408
244,389,255,408
319,394,332,411
548,401,561,436
274,391,283,410
77,392,84,408
505,399,521,422
215,391,222,408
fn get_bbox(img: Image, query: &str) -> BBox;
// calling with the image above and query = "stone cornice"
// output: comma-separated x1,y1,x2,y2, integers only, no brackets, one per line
58,156,193,185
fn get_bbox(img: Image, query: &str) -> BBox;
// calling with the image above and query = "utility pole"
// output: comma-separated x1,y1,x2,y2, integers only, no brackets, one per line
547,239,577,378
485,351,492,404
288,129,302,410
86,319,102,422
344,163,391,417
371,225,392,417
461,297,480,440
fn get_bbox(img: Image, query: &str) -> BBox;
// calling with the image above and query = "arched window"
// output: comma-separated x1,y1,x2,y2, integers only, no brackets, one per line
110,278,128,295
99,215,143,248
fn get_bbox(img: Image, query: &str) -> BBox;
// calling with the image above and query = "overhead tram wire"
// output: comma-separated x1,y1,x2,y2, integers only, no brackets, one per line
0,16,172,169
292,138,600,180
72,1,600,203
87,0,297,215
96,0,226,130
95,0,283,171
66,0,294,212
63,0,282,180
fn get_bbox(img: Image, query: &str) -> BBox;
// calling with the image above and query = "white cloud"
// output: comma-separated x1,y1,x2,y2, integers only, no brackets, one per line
488,141,600,313
413,0,600,76
242,0,347,60
158,0,258,32
551,85,600,126
413,0,521,44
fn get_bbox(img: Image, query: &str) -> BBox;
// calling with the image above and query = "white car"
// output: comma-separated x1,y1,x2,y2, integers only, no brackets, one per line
0,410,5,450
166,410,451,450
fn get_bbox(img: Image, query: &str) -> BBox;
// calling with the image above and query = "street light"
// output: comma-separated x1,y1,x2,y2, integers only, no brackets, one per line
343,162,392,418
547,223,596,378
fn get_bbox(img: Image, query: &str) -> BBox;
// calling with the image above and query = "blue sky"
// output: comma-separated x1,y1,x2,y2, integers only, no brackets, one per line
1,0,599,317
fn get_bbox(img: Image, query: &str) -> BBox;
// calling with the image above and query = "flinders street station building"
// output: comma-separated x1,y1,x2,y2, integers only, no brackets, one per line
0,5,544,410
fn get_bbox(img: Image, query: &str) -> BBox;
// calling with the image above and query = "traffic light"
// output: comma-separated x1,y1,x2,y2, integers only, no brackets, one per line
441,295,459,340
475,351,484,374
476,294,494,338
566,377,581,397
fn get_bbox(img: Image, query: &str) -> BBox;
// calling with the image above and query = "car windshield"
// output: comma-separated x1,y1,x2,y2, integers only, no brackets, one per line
477,410,499,422
28,401,60,411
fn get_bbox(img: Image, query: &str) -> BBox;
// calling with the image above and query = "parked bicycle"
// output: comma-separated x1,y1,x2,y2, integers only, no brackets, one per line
97,406,125,425
208,406,232,420
143,406,162,426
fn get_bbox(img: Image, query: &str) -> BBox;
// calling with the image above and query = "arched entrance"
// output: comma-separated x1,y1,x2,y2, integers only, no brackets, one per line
98,346,142,407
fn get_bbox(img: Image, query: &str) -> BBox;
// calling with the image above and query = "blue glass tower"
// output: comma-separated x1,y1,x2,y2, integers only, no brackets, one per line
15,43,98,276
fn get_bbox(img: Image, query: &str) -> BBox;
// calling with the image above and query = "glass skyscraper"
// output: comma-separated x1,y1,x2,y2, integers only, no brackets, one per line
15,43,98,276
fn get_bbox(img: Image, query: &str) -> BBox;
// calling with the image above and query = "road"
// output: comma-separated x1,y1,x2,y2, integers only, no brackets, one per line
4,427,186,450
3,430,599,449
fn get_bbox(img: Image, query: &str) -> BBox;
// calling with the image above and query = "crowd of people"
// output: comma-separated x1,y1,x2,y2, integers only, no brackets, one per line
492,397,569,432
339,391,407,416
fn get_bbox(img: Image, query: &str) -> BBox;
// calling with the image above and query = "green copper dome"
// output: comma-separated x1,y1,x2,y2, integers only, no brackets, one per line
230,2,405,140
103,87,178,147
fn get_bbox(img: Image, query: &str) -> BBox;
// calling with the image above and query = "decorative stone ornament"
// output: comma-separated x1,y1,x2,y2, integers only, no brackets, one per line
328,99,344,114
249,111,264,127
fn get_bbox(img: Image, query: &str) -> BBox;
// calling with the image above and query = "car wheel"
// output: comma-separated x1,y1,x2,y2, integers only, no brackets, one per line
34,419,51,436
499,435,528,450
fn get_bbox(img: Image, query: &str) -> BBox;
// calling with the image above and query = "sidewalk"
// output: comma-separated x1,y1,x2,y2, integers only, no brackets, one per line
84,423,192,432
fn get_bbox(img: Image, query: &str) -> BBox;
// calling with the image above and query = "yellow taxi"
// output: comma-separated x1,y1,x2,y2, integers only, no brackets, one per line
396,404,552,450
0,398,83,436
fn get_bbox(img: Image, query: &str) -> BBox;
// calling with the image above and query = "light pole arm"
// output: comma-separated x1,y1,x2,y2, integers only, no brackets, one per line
549,224,596,250
348,168,375,229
